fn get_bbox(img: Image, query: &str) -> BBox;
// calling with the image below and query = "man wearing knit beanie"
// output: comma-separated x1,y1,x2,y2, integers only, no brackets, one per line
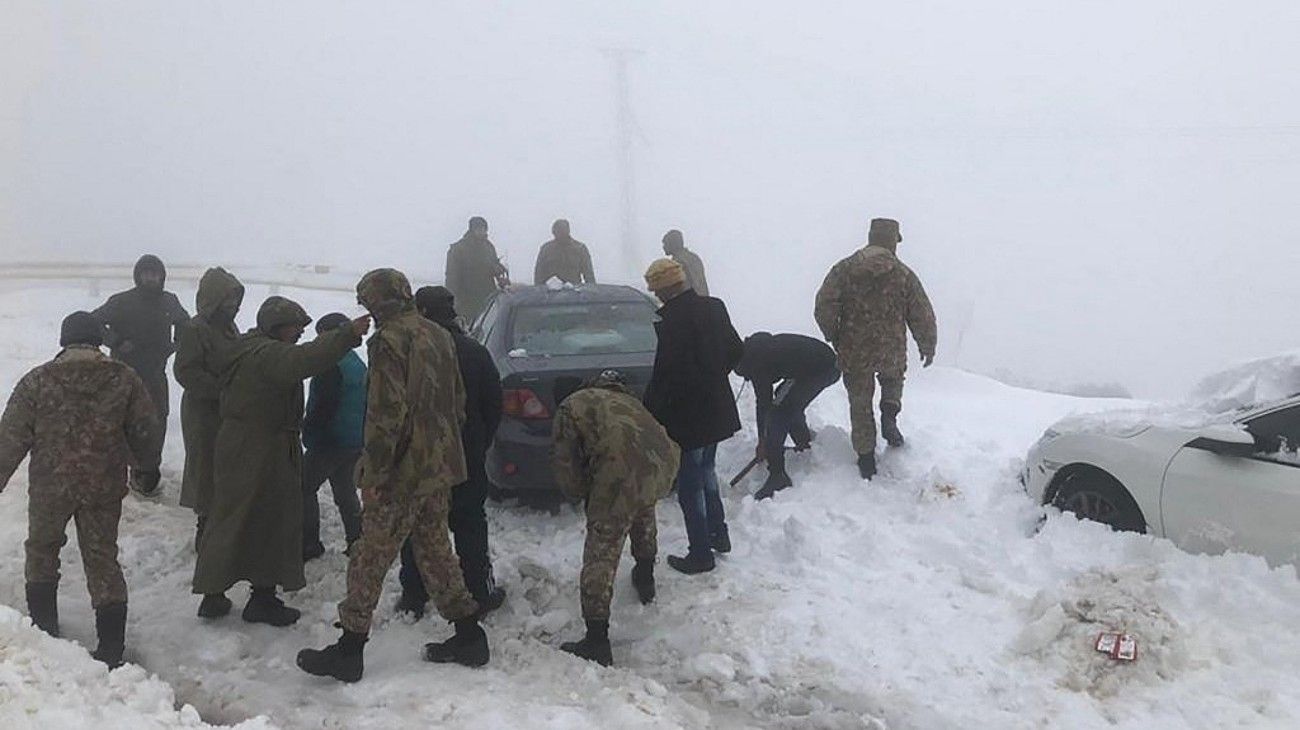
0,311,157,668
642,259,744,574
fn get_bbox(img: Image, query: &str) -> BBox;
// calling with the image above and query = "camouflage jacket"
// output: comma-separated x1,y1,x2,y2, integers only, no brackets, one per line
552,382,680,521
362,303,469,500
533,238,596,286
814,245,937,373
0,346,156,505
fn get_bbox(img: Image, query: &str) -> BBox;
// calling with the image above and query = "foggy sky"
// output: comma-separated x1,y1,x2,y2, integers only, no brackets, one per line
3,1,1299,397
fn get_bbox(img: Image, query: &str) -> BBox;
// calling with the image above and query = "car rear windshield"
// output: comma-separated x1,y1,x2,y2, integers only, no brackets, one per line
509,301,657,356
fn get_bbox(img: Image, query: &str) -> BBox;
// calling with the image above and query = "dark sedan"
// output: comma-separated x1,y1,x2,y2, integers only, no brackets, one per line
469,284,659,496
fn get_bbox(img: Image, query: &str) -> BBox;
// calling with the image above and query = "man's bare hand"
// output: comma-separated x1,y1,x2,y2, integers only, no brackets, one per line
351,315,372,338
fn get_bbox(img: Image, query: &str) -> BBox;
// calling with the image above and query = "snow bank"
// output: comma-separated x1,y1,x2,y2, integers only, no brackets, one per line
0,605,275,729
1190,349,1300,414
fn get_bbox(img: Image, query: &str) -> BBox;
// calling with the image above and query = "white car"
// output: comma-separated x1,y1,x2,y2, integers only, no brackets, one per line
1023,396,1300,568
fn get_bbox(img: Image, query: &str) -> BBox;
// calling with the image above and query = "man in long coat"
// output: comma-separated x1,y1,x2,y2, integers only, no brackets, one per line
444,216,508,324
174,268,244,547
191,297,367,625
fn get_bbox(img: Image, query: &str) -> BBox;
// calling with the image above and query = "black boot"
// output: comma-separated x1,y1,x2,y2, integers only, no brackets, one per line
131,469,163,498
560,620,612,667
754,468,793,500
667,551,716,575
297,629,368,683
242,587,301,627
197,593,233,619
880,405,905,447
631,561,655,604
858,453,877,480
302,542,326,562
91,602,127,669
25,582,59,637
423,619,490,667
473,587,507,619
395,590,427,620
711,526,732,554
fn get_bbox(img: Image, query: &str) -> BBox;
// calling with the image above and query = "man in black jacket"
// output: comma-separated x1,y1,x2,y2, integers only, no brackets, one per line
396,286,506,618
93,254,190,496
734,332,841,499
642,259,744,575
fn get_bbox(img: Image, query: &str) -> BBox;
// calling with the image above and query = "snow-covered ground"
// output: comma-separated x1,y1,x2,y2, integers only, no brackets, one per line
2,280,1300,729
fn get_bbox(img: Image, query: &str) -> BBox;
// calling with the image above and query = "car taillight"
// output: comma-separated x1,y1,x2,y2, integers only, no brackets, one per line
503,388,550,420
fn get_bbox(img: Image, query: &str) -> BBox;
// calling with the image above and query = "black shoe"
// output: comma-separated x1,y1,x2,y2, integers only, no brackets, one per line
560,620,612,667
302,542,326,562
197,593,233,619
710,529,732,554
297,630,368,683
395,590,427,620
423,619,490,667
881,409,905,448
667,552,716,575
131,469,163,497
242,588,301,627
91,602,127,669
754,470,793,500
631,561,655,604
858,453,877,480
473,587,507,619
25,582,59,637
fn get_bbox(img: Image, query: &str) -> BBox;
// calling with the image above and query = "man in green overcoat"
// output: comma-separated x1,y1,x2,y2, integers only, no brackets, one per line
174,268,244,548
192,296,369,625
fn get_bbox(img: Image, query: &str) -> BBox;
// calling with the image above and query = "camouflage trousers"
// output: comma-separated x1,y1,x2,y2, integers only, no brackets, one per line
581,505,657,621
339,489,479,634
25,494,127,609
842,368,905,455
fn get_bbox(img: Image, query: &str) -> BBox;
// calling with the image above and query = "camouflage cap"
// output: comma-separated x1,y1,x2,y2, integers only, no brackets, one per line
357,268,414,320
588,369,627,388
256,296,312,333
869,218,902,245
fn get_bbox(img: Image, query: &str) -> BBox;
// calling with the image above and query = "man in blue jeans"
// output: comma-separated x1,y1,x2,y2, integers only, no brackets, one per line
642,259,744,575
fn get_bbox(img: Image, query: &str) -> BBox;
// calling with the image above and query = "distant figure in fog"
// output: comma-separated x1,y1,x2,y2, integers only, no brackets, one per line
445,216,509,325
93,254,189,497
662,229,709,296
814,218,937,480
534,218,596,286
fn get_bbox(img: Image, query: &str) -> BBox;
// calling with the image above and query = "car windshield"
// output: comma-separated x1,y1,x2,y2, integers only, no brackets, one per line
509,301,657,357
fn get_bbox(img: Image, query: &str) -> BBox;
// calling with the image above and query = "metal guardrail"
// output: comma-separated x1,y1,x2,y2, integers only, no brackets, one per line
0,261,369,295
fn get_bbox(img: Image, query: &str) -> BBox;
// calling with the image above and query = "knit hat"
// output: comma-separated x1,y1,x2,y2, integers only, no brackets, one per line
644,258,686,292
316,312,350,334
868,218,902,246
60,311,104,347
415,285,457,324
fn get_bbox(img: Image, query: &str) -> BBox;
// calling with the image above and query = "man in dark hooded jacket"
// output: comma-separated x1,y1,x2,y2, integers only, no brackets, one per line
734,332,840,499
445,216,509,324
534,219,596,286
174,268,244,547
191,297,368,626
396,286,505,619
93,255,189,496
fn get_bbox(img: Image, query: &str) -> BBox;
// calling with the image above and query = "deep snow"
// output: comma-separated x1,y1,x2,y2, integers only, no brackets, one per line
2,281,1300,729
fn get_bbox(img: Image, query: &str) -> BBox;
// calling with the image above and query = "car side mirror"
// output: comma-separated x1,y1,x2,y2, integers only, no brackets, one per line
1186,424,1257,458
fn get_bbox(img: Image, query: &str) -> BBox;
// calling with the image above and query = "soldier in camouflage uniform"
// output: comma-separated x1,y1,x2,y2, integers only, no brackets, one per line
814,218,937,479
445,216,509,324
0,312,157,668
551,371,680,666
298,268,488,684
